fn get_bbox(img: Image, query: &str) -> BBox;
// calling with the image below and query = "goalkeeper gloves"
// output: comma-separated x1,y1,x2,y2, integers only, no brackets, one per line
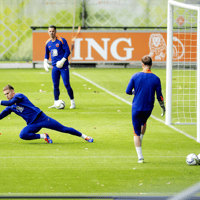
43,59,50,72
56,57,67,68
159,101,165,117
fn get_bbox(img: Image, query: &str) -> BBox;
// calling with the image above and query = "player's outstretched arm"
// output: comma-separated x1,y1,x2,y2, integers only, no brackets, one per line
159,100,165,117
0,96,21,106
0,108,12,120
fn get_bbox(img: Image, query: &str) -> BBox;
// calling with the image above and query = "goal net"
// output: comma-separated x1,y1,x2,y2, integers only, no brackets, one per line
166,1,200,142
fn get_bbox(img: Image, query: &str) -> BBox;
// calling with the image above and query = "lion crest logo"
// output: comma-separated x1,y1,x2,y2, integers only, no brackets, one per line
149,34,166,61
148,33,185,61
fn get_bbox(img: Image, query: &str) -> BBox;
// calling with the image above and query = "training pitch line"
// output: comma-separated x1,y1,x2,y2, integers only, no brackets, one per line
73,72,196,142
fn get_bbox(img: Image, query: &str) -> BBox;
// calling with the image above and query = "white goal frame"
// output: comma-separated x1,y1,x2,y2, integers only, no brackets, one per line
166,0,200,142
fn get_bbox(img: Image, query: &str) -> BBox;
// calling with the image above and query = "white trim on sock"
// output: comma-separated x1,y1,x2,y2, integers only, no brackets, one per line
40,134,46,139
136,147,143,159
81,134,87,139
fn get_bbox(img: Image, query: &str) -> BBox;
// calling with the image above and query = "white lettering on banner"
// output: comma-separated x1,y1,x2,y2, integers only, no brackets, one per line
72,38,134,61
111,38,134,60
73,38,83,60
85,38,110,60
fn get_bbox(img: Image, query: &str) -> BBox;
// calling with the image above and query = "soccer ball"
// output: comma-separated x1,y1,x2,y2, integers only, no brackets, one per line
197,154,200,165
55,100,65,109
186,153,198,165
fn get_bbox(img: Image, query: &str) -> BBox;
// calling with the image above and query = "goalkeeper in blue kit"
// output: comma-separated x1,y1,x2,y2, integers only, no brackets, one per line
0,85,93,143
44,25,75,109
126,55,165,163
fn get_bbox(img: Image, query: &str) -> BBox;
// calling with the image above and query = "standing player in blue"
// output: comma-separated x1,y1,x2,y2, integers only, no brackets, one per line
43,25,75,109
126,55,165,163
0,85,93,143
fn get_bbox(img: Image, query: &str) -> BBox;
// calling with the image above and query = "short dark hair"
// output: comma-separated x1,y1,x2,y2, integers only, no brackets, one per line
48,25,56,30
3,85,14,91
141,55,152,66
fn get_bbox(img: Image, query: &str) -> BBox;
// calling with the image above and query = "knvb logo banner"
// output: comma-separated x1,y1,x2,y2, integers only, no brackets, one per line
33,31,196,63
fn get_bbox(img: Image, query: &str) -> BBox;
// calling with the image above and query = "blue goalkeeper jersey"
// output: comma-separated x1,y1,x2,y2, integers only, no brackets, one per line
0,93,42,125
126,69,164,111
45,36,70,67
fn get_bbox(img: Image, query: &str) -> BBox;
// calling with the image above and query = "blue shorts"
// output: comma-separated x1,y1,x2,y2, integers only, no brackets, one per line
132,110,152,136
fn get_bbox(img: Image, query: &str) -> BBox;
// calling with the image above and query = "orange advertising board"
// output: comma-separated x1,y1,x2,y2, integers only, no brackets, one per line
33,31,197,63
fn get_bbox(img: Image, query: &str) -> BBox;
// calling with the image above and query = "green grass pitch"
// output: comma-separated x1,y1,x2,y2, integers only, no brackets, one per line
0,68,199,197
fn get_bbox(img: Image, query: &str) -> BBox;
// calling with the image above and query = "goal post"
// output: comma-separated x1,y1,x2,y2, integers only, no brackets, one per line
166,0,200,142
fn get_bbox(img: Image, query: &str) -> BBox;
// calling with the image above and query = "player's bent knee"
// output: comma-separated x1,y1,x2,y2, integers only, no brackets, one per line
19,132,28,140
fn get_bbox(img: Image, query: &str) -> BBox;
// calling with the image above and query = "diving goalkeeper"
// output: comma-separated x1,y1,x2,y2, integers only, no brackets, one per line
0,85,93,144
126,55,165,163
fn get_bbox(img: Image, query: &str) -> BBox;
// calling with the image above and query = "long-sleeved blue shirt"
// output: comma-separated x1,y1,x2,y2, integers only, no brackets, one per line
0,93,42,125
126,69,164,111
45,36,70,67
